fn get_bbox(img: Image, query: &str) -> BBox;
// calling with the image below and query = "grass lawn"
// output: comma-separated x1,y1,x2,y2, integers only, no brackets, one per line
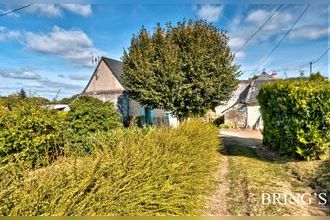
221,130,329,216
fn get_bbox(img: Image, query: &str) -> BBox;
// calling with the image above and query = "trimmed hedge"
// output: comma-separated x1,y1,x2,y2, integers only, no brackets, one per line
0,119,220,215
258,79,330,160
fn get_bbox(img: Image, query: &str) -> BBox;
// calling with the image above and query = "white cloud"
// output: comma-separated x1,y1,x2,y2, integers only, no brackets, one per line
245,9,268,25
25,4,92,17
226,7,295,48
68,73,90,80
235,51,246,61
0,69,41,80
245,9,293,32
38,77,83,89
25,26,104,67
289,25,329,40
0,26,21,41
196,5,223,23
26,4,62,17
61,4,92,17
229,37,244,49
26,26,92,53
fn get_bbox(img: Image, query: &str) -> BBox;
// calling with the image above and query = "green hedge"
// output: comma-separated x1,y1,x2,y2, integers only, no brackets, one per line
0,119,220,215
258,79,330,160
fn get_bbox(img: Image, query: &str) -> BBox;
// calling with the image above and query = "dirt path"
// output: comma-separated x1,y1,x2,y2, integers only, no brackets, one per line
204,129,262,216
203,155,229,216
204,129,327,216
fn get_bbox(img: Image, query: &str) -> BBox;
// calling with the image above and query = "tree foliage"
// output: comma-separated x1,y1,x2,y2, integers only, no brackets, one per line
310,72,327,81
0,94,49,110
56,94,79,104
18,88,27,99
123,20,240,120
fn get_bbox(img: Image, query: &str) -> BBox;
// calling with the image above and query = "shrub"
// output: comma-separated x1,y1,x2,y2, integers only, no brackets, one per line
0,119,220,215
67,96,122,135
0,94,49,110
0,101,65,168
65,96,122,154
212,115,224,127
258,79,330,160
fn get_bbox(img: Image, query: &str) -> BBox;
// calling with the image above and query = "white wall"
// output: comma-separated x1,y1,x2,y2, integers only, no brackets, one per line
246,106,261,128
165,111,179,127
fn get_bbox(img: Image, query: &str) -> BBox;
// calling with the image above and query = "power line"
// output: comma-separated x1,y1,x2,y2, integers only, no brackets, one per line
264,48,329,75
249,4,311,77
235,4,284,54
0,4,33,17
312,47,329,64
309,47,329,75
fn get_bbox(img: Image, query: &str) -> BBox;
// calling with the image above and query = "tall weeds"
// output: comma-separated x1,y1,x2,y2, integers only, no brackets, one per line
0,119,220,216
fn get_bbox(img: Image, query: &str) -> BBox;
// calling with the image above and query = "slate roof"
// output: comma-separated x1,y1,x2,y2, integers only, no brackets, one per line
102,57,124,86
238,83,250,103
244,72,275,105
253,72,274,81
244,80,272,105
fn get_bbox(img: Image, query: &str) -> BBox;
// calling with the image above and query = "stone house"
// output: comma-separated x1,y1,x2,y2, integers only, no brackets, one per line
82,57,178,126
215,71,277,129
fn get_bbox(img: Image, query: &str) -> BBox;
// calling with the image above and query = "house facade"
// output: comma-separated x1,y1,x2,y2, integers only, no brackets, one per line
82,57,178,126
215,71,277,129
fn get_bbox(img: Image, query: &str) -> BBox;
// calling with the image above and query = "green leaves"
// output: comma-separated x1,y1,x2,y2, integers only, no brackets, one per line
0,96,123,167
65,96,122,154
123,20,240,120
258,78,330,160
0,99,64,168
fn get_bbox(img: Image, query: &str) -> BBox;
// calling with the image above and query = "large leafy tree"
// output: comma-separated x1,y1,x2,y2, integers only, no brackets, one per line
123,20,240,120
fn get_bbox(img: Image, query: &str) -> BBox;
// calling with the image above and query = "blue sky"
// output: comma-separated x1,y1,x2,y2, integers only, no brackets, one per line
0,3,329,99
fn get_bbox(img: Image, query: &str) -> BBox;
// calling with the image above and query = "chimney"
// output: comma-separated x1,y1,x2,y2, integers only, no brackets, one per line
271,71,277,79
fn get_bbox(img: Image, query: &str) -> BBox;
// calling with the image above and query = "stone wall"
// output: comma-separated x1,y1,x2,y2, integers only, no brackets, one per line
223,103,247,128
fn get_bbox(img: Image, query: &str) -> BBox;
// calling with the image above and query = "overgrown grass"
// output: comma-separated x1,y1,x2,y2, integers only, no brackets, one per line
223,134,328,216
286,160,330,214
0,119,220,216
226,145,294,215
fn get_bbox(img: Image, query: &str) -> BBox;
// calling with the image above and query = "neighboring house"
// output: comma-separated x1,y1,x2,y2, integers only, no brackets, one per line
82,57,178,126
215,71,277,129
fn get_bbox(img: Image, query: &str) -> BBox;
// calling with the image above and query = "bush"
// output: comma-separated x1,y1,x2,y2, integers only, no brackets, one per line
0,119,220,215
212,115,224,127
67,96,122,135
0,94,49,110
258,79,330,160
65,96,122,154
0,101,65,168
